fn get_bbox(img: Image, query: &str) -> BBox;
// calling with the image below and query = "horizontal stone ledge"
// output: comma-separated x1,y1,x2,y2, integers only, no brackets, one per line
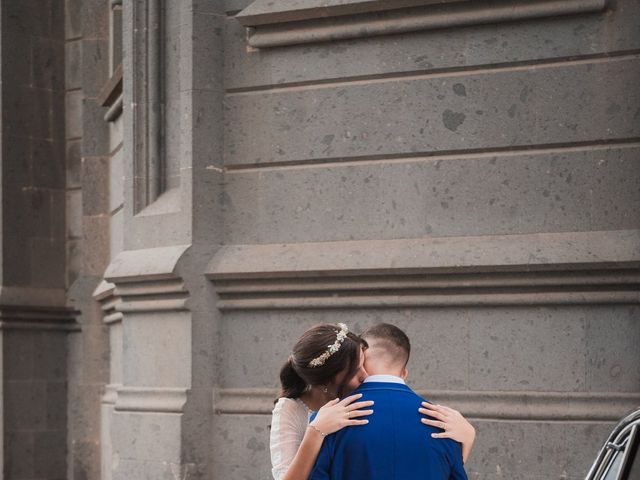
214,388,640,422
0,320,81,332
216,291,640,310
207,230,640,280
216,271,640,293
114,386,189,413
238,0,608,48
118,297,190,313
0,301,79,330
105,244,191,283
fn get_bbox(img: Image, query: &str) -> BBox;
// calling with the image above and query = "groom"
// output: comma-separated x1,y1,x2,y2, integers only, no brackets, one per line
309,323,468,480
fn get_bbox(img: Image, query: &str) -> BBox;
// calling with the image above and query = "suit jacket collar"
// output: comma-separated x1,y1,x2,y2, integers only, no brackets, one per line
354,381,415,394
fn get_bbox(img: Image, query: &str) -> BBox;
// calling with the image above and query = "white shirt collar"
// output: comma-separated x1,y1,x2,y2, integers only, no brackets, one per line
363,374,405,384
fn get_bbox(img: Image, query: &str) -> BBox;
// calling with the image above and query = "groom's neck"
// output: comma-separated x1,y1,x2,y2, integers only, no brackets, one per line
365,367,405,378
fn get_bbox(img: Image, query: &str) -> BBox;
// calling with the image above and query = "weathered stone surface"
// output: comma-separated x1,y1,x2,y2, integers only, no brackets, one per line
224,57,640,166
586,305,640,392
223,147,640,243
225,0,640,89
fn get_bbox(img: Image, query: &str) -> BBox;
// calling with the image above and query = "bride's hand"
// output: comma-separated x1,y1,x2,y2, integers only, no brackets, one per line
418,402,476,445
310,393,374,435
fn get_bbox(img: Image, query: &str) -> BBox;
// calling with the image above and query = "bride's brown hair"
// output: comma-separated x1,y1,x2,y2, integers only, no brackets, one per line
279,324,367,399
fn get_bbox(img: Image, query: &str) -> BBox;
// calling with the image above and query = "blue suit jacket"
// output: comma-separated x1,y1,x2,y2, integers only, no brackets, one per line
309,382,468,480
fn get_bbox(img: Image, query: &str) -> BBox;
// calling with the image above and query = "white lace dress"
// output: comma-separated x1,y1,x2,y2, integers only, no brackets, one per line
270,397,313,480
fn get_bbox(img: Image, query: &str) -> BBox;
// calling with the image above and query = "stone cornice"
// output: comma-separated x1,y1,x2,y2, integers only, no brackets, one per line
0,287,79,331
103,245,191,314
93,280,123,324
214,387,640,422
207,230,640,309
114,386,189,413
236,0,609,48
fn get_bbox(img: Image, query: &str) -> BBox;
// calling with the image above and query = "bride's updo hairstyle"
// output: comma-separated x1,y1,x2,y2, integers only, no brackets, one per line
279,323,367,399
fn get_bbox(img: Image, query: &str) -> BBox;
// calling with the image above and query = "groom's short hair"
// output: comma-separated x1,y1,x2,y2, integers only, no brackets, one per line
361,323,411,368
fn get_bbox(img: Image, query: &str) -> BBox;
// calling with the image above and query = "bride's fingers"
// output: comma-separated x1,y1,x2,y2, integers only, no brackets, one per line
418,408,447,421
431,431,452,439
421,418,446,429
338,393,363,406
348,409,374,418
346,400,374,411
347,419,369,426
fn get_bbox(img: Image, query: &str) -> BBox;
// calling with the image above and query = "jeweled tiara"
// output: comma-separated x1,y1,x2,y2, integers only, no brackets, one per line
308,323,349,368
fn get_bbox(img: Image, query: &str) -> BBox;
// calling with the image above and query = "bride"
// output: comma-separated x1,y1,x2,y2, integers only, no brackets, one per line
270,323,476,480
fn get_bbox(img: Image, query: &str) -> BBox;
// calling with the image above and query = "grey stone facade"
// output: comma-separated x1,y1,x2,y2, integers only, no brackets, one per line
1,0,639,479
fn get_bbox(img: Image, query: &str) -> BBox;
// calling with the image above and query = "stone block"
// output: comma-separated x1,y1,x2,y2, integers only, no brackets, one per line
70,438,101,480
33,331,68,380
4,331,35,380
191,13,225,92
111,411,183,463
81,0,109,39
122,312,190,387
65,0,83,39
32,138,65,189
224,57,640,166
6,85,53,140
67,139,83,187
224,0,640,90
110,208,124,259
32,35,64,90
468,307,586,392
66,40,82,89
67,238,83,286
82,215,111,276
82,38,109,98
67,189,83,238
3,31,31,86
81,98,110,156
5,431,35,479
66,90,84,139
211,414,273,478
109,322,124,384
34,430,67,478
46,380,68,430
5,380,47,431
466,420,613,479
81,323,110,383
2,135,31,189
112,458,189,480
109,113,124,153
586,305,640,392
50,189,67,240
223,146,640,243
109,148,124,211
30,237,66,288
82,156,110,215
188,88,224,169
68,382,103,440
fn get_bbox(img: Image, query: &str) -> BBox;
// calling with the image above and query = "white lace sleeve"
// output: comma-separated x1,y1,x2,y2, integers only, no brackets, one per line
270,398,308,480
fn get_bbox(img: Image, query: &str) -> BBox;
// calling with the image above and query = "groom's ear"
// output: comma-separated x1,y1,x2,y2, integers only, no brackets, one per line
401,367,409,380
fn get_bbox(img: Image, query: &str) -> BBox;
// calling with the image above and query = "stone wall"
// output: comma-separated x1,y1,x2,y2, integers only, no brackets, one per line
209,0,640,478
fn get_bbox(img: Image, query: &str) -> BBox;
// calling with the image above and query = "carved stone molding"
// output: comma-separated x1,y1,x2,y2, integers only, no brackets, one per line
215,387,640,422
94,280,122,325
207,230,640,310
115,386,189,413
237,0,609,48
0,287,79,331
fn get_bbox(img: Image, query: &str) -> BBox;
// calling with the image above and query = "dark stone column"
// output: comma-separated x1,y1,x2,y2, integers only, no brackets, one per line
0,1,75,479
